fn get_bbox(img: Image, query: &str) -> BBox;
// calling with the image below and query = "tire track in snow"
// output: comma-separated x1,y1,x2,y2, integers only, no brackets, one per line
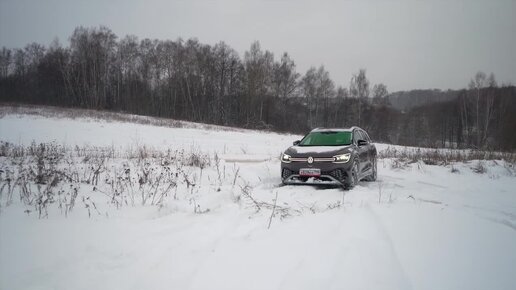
364,205,413,290
275,206,414,290
457,205,516,232
276,211,353,290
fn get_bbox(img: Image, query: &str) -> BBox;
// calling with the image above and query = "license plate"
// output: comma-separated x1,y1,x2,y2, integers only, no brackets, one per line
299,168,321,177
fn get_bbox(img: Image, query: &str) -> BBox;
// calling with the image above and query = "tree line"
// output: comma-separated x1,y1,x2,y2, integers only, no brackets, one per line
0,26,515,150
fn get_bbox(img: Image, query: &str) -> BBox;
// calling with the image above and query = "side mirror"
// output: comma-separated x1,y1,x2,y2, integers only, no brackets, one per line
293,140,301,146
357,139,368,146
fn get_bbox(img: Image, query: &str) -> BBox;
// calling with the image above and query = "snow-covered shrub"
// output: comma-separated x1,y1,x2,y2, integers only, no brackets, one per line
390,158,410,170
472,161,487,174
0,142,216,217
186,150,210,169
379,146,515,166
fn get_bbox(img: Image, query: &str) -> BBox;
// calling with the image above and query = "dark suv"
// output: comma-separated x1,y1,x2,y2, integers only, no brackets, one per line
280,127,377,190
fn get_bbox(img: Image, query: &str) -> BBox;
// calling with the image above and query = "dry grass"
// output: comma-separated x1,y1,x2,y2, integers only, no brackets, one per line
0,141,212,217
379,146,516,165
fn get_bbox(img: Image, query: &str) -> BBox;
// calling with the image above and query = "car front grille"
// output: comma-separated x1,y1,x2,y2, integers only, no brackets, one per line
290,157,334,162
323,169,345,181
284,168,346,181
282,168,292,179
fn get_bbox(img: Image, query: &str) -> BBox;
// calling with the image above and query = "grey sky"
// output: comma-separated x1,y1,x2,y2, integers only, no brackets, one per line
1,0,515,91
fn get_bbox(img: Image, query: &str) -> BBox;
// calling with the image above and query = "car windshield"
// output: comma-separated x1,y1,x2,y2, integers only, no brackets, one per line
299,131,352,146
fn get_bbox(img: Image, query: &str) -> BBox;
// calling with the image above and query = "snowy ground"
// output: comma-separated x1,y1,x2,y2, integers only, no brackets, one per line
1,109,516,290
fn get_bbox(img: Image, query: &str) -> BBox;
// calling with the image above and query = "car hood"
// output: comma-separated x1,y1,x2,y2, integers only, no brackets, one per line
285,145,352,157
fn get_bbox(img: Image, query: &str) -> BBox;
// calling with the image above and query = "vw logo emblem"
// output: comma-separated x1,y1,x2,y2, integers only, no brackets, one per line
307,156,314,164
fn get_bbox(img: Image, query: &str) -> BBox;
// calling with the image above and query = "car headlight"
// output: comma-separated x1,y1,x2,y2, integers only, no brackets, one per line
333,153,351,163
281,153,291,163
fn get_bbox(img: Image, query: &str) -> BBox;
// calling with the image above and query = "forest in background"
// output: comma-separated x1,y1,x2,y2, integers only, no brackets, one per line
0,26,515,150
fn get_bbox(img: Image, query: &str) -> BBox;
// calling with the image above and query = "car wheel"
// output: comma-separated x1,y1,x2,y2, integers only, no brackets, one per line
344,159,359,190
365,157,377,182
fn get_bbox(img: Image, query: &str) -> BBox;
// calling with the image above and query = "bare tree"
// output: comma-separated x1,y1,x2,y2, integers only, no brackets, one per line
469,71,487,147
0,47,11,78
315,66,335,127
2,26,516,150
24,43,46,71
332,86,349,127
212,42,240,124
349,69,370,126
483,73,497,146
272,52,300,128
13,48,27,76
301,67,317,127
372,83,389,106
244,41,273,126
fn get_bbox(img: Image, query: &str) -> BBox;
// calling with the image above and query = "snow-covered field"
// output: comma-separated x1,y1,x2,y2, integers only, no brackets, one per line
1,109,516,290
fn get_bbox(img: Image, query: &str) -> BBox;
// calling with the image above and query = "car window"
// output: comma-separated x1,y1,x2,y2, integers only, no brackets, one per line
360,131,367,141
362,130,371,142
300,131,352,146
355,130,369,143
353,130,361,143
359,130,370,142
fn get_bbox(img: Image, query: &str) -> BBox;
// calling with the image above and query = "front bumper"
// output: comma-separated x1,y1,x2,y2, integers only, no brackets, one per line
281,160,353,186
282,174,344,186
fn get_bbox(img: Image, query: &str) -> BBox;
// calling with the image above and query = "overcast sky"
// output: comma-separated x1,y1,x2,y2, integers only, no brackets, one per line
1,0,515,91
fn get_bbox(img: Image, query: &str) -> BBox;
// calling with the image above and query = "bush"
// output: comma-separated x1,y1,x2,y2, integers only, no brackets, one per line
379,146,515,166
0,142,213,217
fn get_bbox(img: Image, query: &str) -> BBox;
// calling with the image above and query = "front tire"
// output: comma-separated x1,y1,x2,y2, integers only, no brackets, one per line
344,159,359,190
364,157,377,182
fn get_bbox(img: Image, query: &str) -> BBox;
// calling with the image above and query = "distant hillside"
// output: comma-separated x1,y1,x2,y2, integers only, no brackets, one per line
387,89,459,111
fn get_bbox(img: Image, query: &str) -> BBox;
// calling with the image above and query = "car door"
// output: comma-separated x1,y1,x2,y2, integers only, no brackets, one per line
359,129,373,172
354,129,369,175
363,130,376,162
